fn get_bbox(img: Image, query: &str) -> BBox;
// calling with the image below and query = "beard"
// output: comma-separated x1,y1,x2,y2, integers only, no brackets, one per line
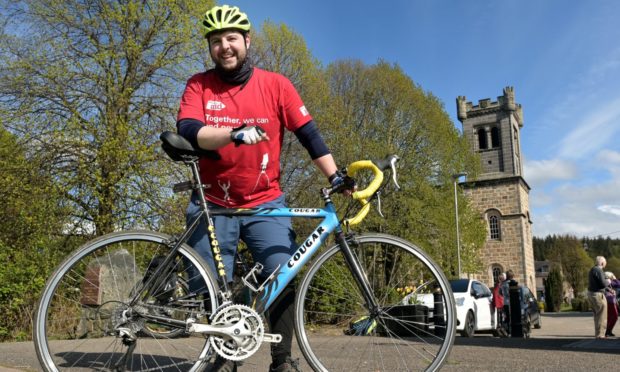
212,51,253,86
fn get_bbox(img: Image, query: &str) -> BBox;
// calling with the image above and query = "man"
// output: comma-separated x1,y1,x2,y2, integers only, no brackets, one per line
176,5,353,371
587,256,610,339
501,270,514,335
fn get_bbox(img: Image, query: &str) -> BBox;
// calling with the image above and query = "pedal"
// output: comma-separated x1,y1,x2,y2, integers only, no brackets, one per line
263,333,282,343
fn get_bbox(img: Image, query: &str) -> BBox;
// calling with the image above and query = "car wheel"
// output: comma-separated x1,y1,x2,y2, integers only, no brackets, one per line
523,315,532,338
534,314,542,329
460,311,475,337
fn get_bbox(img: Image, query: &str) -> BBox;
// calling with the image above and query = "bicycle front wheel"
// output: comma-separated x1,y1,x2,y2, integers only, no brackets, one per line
34,230,220,372
295,233,456,372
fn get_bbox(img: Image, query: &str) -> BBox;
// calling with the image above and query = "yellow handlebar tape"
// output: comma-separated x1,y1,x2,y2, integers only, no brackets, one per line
344,199,371,226
343,160,384,227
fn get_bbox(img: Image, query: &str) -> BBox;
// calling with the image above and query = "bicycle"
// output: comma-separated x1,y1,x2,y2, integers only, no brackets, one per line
34,131,457,371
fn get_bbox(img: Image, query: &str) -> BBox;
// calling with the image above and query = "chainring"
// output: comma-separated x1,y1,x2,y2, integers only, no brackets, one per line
209,304,264,361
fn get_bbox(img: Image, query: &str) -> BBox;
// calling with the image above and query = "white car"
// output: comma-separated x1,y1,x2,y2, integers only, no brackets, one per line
449,279,497,337
404,279,497,337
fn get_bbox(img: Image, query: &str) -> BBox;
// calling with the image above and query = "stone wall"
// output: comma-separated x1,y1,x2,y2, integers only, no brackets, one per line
463,177,536,291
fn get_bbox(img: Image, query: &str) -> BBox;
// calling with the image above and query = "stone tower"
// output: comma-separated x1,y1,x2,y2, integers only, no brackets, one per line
456,87,536,293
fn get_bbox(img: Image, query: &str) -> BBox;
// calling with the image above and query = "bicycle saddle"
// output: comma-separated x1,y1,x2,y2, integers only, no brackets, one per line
160,131,221,161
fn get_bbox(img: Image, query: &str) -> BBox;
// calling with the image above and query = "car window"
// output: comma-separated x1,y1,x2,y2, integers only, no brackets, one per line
450,279,469,293
472,282,484,297
483,285,492,297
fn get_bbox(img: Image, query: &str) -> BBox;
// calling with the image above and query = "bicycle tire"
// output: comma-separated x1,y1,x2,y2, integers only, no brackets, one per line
295,233,456,372
33,230,220,372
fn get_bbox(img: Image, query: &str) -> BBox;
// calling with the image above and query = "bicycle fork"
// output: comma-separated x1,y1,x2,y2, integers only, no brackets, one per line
336,232,380,316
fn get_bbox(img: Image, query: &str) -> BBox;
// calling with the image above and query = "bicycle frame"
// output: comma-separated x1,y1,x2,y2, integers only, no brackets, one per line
135,157,379,322
207,203,379,314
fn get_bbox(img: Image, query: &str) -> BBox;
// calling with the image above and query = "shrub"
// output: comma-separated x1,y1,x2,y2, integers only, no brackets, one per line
544,267,563,312
571,296,591,312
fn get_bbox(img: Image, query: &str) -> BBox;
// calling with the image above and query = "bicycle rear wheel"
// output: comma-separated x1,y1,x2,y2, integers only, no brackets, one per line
295,233,456,372
34,230,220,372
138,276,191,339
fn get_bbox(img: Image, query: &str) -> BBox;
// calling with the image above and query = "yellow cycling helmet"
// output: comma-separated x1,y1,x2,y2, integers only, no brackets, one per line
202,5,251,38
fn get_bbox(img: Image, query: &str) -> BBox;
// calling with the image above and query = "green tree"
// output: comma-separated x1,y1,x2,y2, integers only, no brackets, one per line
551,236,591,293
0,0,213,235
322,60,485,276
544,266,563,312
0,127,69,340
606,256,620,278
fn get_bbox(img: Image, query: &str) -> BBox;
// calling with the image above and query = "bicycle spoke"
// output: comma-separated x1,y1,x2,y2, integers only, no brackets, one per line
296,234,456,371
34,231,219,371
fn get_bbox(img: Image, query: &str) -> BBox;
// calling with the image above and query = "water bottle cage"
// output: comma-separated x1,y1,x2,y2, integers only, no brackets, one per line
241,262,280,293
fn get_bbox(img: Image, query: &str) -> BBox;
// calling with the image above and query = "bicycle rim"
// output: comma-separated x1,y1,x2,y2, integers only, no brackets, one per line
34,230,219,372
295,234,456,372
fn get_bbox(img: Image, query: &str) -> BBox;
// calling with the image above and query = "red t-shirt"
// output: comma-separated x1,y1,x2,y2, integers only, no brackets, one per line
493,283,504,308
177,68,312,208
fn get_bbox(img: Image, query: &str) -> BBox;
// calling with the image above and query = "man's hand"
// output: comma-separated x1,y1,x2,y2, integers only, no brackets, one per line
329,170,356,195
230,124,269,146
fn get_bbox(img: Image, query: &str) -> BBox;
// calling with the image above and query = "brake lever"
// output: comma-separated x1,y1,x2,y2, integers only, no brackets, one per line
376,191,384,218
390,156,401,190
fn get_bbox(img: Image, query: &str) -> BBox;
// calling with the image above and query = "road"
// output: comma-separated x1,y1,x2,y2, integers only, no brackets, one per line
1,312,619,371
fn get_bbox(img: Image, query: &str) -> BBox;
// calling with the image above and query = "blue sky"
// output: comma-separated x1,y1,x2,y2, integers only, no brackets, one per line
225,0,620,238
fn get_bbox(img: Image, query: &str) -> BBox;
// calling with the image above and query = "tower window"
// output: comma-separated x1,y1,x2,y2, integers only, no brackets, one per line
489,214,501,240
477,128,488,150
491,127,500,148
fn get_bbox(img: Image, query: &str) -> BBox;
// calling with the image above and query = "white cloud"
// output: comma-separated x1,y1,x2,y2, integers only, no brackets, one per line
558,96,620,159
530,177,620,237
529,189,553,208
596,149,620,177
532,202,620,237
598,205,620,216
597,149,620,164
523,158,577,188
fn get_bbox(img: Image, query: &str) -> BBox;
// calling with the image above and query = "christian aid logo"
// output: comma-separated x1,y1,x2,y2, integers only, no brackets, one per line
287,226,325,268
206,100,226,111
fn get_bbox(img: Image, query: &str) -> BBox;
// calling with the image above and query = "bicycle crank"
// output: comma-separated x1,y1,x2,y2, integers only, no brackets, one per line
187,304,281,361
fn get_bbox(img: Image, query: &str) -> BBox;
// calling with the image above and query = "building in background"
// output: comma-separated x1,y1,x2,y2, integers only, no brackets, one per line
456,87,536,293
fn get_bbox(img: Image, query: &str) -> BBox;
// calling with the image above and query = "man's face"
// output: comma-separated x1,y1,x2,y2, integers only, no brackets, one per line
208,30,250,71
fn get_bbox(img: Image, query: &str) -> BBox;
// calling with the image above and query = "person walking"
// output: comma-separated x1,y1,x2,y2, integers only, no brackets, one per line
175,5,354,371
604,271,620,337
493,273,507,336
587,256,610,339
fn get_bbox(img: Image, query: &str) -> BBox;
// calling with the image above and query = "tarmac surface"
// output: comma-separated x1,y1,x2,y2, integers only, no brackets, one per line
1,312,618,371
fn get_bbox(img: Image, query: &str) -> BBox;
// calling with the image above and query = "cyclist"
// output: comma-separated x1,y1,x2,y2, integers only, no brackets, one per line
176,4,354,371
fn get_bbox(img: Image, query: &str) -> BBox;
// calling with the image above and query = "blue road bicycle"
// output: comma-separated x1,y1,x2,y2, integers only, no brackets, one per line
34,132,456,371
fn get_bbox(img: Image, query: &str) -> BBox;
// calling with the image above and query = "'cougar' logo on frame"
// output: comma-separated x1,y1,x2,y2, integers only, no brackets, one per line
287,226,325,268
